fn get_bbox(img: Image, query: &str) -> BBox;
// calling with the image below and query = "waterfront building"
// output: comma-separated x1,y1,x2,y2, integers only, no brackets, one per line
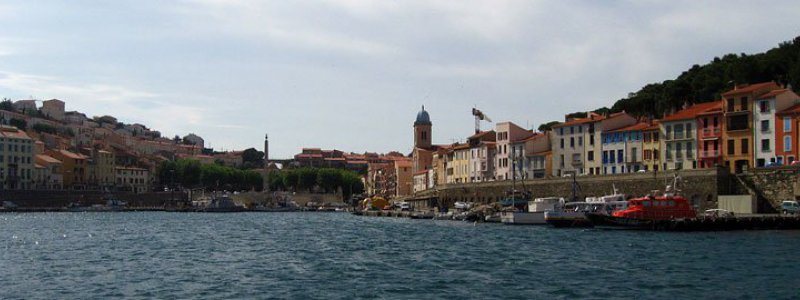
0,125,35,190
41,99,65,121
661,102,719,171
753,88,800,166
721,82,783,173
449,143,471,184
776,103,800,164
394,159,413,197
46,149,87,190
432,146,450,187
412,169,434,193
115,166,149,193
467,130,497,182
34,154,63,189
697,101,724,168
494,122,534,181
601,122,648,174
522,132,551,179
81,148,116,189
550,115,590,177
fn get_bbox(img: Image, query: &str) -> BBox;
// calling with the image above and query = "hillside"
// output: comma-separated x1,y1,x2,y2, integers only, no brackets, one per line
564,36,800,123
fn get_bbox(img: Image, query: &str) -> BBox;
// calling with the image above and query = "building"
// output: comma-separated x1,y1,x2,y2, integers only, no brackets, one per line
34,154,63,189
753,88,800,166
494,122,533,181
697,101,724,168
0,125,35,190
550,112,636,177
776,103,800,165
601,122,648,174
721,82,783,173
660,102,719,171
81,148,116,188
41,99,65,121
448,143,471,184
411,106,442,175
12,100,37,115
47,149,88,189
115,166,149,193
183,133,204,148
467,130,497,182
522,132,551,179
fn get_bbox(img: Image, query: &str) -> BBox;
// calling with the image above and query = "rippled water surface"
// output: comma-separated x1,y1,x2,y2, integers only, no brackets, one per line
1,212,799,299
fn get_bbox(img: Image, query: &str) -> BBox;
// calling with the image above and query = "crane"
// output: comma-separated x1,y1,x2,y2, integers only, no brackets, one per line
472,107,492,133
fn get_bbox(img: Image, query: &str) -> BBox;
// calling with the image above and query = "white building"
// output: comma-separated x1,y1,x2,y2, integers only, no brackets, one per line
753,88,800,167
115,166,149,193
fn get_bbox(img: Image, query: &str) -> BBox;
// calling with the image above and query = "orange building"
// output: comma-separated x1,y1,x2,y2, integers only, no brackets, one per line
776,104,800,164
720,82,782,173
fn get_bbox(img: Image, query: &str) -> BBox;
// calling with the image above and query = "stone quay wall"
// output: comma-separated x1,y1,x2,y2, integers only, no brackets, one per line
410,168,734,211
2,190,188,208
737,167,800,213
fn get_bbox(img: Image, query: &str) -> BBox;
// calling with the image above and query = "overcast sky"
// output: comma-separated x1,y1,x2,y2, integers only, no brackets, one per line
1,1,799,158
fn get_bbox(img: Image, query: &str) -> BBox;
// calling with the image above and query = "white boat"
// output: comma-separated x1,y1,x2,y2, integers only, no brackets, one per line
501,197,564,225
546,192,629,228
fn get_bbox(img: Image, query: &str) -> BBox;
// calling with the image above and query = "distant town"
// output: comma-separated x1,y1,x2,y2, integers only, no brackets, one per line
1,81,798,206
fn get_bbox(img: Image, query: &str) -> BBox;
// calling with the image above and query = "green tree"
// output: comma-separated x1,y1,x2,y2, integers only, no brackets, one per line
0,98,14,112
316,168,342,193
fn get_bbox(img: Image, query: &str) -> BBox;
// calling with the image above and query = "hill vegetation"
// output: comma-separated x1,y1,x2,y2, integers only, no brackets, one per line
543,36,800,129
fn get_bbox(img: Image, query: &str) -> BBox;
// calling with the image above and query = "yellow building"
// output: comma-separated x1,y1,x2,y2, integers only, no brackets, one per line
47,149,88,189
82,148,116,189
450,144,471,184
115,166,149,193
641,122,662,171
0,125,35,190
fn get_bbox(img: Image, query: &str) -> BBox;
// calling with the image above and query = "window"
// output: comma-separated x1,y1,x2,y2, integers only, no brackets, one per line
589,134,595,145
631,147,638,161
570,126,574,134
741,139,749,154
578,136,583,146
644,132,651,142
740,97,748,111
666,125,672,140
588,150,594,161
727,98,735,112
686,123,692,137
785,136,792,152
761,120,770,132
653,132,659,142
762,139,770,151
785,117,792,132
559,128,564,135
579,126,583,133
728,140,735,155
570,137,575,148
603,151,608,164
760,100,769,112
676,143,683,159
560,138,564,149
609,151,615,163
686,142,693,159
666,144,672,160
617,149,624,163
674,124,684,139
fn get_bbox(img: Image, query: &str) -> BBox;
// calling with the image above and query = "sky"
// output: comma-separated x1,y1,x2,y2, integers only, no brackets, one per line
1,1,799,158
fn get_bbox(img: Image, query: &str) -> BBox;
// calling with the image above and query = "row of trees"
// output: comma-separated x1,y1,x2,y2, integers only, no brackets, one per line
267,167,364,199
157,159,263,191
540,36,800,129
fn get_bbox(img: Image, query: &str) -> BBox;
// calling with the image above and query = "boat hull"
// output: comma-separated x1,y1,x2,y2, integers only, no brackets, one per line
587,213,660,229
501,212,546,225
544,211,593,228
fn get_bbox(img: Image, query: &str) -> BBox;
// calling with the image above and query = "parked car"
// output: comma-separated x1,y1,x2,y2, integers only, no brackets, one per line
781,200,800,215
765,162,783,168
703,208,733,218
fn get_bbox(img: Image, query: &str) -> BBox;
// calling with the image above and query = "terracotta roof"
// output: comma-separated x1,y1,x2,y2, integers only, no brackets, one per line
324,157,346,161
347,160,368,164
512,130,537,143
520,132,546,142
451,143,470,150
661,101,720,122
642,121,661,131
467,130,494,140
0,126,32,140
777,103,800,115
758,89,789,99
394,160,412,168
35,154,62,164
551,116,603,128
54,149,88,160
721,82,779,97
607,122,651,133
696,101,724,116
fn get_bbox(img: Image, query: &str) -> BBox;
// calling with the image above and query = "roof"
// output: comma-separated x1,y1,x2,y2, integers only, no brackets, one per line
642,121,661,131
661,101,720,122
758,89,789,99
414,105,431,126
512,130,537,143
35,154,62,164
607,122,651,133
721,82,779,97
467,130,495,140
778,103,800,115
53,149,88,160
696,101,724,116
394,160,412,168
451,143,470,151
0,126,32,140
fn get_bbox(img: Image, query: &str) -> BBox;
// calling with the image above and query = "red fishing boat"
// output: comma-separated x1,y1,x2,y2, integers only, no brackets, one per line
587,176,697,228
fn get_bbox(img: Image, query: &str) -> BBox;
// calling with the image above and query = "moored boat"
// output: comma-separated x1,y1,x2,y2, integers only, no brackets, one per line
501,197,564,225
587,176,696,229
